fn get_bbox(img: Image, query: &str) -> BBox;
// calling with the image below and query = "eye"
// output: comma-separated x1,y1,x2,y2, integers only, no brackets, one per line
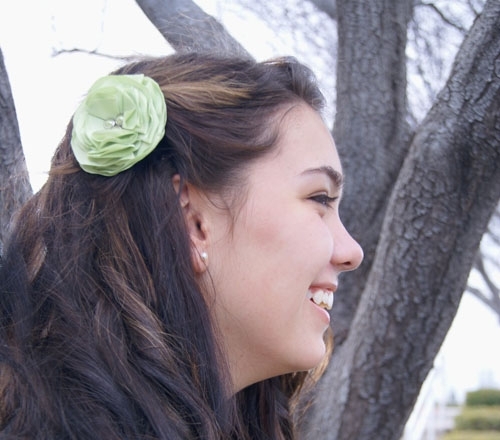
309,194,338,209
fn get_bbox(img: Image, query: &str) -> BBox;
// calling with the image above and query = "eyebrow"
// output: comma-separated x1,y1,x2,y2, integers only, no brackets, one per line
300,166,344,190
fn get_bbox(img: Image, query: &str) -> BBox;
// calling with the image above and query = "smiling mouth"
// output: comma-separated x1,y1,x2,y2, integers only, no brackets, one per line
307,289,334,311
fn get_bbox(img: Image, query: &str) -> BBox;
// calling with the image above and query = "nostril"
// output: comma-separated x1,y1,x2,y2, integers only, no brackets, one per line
343,242,363,271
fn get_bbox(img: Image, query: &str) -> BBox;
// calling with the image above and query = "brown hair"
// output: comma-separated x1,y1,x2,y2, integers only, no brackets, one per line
0,53,325,439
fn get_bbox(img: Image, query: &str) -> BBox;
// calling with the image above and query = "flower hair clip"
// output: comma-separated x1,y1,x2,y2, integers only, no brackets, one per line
71,74,167,176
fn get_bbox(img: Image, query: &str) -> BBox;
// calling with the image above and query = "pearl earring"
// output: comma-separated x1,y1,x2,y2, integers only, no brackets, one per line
200,251,208,263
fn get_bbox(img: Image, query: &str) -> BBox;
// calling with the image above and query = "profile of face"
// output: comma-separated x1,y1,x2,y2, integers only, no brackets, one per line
181,103,363,392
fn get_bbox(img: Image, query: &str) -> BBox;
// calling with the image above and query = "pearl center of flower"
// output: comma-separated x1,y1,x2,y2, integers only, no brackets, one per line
104,114,124,129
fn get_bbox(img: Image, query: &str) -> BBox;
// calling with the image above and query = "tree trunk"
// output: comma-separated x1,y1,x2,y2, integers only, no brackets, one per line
0,48,32,254
134,0,251,58
330,0,413,346
301,1,500,438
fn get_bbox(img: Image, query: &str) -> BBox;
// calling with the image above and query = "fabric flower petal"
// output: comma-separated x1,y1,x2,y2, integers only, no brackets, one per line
71,74,167,176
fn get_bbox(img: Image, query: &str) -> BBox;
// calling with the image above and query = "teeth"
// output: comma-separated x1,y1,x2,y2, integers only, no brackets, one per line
307,289,334,310
313,290,325,306
328,292,334,309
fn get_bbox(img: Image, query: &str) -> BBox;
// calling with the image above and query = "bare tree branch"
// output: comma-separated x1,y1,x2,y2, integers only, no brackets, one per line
419,2,468,33
52,47,140,62
487,226,500,245
308,0,337,19
467,286,500,322
135,0,252,58
485,204,500,244
470,252,500,321
467,0,483,16
475,254,498,295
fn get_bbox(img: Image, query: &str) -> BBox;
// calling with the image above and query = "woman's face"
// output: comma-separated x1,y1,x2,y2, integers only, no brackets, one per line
200,104,363,392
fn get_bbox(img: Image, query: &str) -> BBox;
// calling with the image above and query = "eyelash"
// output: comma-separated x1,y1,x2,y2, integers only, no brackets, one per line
310,194,338,208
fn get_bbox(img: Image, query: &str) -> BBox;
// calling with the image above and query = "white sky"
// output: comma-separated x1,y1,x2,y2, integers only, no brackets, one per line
1,0,499,404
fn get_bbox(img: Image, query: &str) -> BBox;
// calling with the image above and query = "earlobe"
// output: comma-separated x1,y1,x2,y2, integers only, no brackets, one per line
193,249,209,273
172,174,210,274
190,224,210,274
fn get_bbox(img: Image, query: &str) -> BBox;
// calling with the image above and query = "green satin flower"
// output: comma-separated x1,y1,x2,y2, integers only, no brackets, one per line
71,74,167,176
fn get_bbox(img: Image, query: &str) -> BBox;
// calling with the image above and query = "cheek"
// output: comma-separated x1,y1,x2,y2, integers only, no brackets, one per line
244,208,334,285
289,219,334,280
237,200,290,256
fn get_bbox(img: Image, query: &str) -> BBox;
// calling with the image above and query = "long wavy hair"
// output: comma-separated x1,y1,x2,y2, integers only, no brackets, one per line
0,53,327,439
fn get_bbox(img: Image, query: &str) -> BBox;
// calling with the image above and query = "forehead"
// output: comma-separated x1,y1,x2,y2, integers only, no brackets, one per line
270,104,342,174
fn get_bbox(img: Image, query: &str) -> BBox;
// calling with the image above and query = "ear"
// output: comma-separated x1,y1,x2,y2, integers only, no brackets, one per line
172,175,210,274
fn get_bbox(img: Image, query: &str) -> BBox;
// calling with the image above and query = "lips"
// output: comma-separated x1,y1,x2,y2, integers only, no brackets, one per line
307,288,334,310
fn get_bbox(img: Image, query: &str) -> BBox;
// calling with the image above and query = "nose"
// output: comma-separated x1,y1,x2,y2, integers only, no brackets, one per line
331,221,363,272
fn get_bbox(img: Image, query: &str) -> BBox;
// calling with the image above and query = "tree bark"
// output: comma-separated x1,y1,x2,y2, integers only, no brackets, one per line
0,48,32,254
301,1,500,438
329,0,414,347
134,0,252,58
309,0,337,20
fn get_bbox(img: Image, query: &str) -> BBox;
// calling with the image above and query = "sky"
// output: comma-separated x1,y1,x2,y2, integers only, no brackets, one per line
1,0,499,405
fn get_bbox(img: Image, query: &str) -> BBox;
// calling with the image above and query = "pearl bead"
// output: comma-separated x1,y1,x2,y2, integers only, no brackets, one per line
104,119,116,129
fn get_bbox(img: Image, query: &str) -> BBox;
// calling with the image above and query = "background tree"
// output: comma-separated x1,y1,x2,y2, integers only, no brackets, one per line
0,49,31,253
468,207,500,323
1,0,499,438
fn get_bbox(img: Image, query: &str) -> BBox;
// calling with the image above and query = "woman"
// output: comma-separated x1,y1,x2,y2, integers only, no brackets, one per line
0,53,362,439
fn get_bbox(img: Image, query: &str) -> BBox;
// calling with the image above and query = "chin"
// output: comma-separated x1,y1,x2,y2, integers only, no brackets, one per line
289,342,328,373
